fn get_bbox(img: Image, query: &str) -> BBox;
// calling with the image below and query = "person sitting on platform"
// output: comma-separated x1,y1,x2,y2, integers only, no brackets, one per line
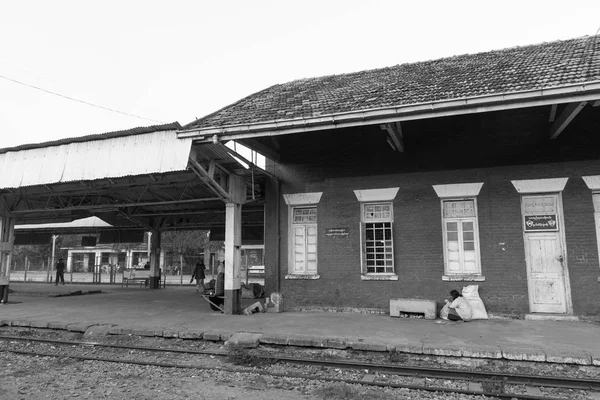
207,262,225,311
445,289,473,322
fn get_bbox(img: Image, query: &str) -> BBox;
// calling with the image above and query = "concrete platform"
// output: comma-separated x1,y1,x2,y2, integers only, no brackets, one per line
1,283,600,366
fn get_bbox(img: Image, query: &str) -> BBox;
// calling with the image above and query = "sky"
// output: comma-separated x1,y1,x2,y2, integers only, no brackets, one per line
1,0,599,150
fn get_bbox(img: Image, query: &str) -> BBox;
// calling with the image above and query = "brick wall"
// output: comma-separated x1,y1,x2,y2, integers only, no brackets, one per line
264,159,600,316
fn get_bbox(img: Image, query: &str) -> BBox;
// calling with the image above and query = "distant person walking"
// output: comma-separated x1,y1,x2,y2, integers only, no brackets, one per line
55,258,65,286
190,262,206,292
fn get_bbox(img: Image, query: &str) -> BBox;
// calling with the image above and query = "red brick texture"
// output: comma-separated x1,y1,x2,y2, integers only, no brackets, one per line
264,159,600,316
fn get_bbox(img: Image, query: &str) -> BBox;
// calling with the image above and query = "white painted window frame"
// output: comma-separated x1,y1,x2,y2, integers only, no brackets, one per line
283,192,322,280
361,202,395,275
582,176,600,283
290,206,318,275
432,183,485,281
440,198,483,280
354,187,399,281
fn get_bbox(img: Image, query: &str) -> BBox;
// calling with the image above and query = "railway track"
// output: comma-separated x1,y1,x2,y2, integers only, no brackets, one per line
1,334,599,400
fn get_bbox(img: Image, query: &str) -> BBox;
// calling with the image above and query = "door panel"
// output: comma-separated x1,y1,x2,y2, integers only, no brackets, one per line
524,233,566,313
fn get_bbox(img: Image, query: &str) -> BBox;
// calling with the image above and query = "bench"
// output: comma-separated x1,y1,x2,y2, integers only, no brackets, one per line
390,298,437,320
122,270,166,289
247,265,265,275
201,294,225,313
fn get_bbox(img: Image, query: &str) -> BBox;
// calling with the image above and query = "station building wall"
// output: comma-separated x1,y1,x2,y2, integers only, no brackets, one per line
264,159,600,316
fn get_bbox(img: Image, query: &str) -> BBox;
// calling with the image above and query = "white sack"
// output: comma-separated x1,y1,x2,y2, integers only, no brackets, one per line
462,285,488,320
440,303,450,320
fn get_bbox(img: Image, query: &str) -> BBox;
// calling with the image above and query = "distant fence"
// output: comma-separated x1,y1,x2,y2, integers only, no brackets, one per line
9,252,262,285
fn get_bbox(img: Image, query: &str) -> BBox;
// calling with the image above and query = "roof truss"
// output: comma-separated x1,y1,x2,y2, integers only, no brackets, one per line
549,102,588,139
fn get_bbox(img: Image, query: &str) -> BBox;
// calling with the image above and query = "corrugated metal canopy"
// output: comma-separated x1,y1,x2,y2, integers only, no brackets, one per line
0,129,193,190
15,216,112,230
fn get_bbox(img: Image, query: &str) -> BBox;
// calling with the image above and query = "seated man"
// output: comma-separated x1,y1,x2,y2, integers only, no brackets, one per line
446,289,473,322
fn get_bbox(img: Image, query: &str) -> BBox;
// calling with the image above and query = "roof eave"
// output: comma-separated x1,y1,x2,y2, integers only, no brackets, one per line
178,82,600,142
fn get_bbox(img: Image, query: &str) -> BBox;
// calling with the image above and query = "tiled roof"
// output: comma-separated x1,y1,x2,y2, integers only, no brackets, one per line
184,36,600,131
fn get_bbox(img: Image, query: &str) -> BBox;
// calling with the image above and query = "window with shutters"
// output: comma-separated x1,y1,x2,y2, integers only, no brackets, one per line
291,207,318,275
441,199,482,276
361,203,394,274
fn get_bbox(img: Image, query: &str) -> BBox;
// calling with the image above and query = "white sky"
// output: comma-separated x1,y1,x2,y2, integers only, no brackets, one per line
1,0,599,150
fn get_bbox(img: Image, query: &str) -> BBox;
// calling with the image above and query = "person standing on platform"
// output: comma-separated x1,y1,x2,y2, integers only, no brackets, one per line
55,258,65,286
190,262,206,292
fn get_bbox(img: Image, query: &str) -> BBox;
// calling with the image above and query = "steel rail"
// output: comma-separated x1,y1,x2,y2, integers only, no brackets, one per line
2,347,566,400
1,335,598,392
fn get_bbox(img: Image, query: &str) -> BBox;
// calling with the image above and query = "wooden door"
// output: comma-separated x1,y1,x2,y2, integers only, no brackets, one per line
521,194,568,313
524,233,567,313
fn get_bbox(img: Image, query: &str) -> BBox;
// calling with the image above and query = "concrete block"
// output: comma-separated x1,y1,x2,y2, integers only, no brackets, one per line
67,322,95,332
502,347,546,362
545,348,591,365
324,337,349,349
423,345,462,357
133,329,157,337
243,301,264,315
411,377,425,387
226,333,262,348
389,298,436,320
29,320,49,329
219,331,234,341
259,333,289,345
179,330,204,340
350,341,388,352
468,382,483,393
361,374,376,383
203,331,222,341
393,344,423,354
0,320,10,327
161,330,179,338
47,321,69,330
526,387,543,397
462,345,502,359
83,325,113,337
11,320,31,328
287,334,317,347
108,326,132,335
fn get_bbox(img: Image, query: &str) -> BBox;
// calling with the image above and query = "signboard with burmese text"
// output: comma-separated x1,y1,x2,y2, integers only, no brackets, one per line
524,214,558,232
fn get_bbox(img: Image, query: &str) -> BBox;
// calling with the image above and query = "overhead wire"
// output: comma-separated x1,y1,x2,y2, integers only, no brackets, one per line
0,73,164,124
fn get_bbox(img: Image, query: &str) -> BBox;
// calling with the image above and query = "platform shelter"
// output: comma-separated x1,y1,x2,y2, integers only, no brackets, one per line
0,123,271,313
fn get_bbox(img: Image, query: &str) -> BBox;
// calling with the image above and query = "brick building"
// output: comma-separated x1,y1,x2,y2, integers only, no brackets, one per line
179,36,600,317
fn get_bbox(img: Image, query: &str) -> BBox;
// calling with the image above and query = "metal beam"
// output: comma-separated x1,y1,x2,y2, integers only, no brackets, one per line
187,156,231,201
380,122,404,152
240,138,281,162
12,197,221,214
549,101,587,139
548,104,557,122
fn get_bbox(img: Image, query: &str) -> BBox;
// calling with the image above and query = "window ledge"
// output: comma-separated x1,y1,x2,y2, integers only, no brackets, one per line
361,274,399,281
285,274,320,280
442,274,485,282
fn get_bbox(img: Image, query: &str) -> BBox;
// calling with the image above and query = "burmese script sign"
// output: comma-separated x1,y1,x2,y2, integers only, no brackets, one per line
524,214,558,232
326,228,349,238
